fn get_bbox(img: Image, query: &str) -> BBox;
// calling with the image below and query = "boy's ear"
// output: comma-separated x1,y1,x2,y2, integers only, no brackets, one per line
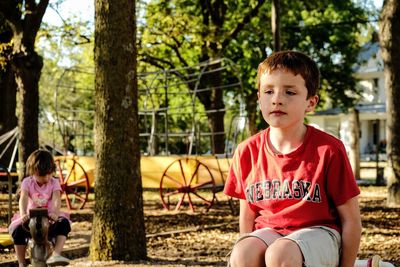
306,95,319,112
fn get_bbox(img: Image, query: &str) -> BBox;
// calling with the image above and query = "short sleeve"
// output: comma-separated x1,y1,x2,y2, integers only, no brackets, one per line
223,146,246,200
20,177,30,193
326,142,360,206
51,177,62,192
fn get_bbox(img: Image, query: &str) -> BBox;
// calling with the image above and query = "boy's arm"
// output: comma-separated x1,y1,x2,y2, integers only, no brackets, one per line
337,196,362,267
239,199,257,235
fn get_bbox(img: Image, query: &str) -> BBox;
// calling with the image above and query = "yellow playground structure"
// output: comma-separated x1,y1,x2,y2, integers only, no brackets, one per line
53,155,232,212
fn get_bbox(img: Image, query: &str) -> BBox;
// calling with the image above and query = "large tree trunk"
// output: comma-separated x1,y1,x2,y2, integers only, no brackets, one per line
0,22,17,141
197,61,225,154
246,92,259,135
380,0,400,205
90,0,147,260
13,48,42,180
0,0,48,180
0,64,18,167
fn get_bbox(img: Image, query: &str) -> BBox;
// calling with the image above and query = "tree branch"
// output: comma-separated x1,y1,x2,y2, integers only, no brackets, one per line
140,53,175,70
166,36,189,68
0,0,23,33
221,0,267,52
24,0,49,47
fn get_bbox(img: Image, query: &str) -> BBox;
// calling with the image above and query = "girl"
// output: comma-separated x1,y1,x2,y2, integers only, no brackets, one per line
9,149,70,266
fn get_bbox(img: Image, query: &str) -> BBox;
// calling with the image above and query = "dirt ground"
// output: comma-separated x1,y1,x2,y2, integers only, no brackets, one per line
1,186,399,267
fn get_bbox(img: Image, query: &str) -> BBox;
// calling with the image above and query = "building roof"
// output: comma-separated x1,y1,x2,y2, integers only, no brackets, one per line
312,103,386,116
353,42,383,73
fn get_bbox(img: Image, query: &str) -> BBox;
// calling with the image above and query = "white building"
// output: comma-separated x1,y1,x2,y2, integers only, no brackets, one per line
308,42,387,161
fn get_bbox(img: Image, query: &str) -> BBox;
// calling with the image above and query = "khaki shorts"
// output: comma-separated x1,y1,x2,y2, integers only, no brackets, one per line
234,226,341,267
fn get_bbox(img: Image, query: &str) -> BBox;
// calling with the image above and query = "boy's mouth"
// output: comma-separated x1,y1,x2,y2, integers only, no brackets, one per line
270,110,286,115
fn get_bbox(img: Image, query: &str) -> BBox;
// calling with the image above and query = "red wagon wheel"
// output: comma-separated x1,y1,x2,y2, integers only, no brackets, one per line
54,158,90,210
160,158,216,212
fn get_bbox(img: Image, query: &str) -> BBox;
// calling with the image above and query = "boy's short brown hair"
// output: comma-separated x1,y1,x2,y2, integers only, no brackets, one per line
257,50,320,98
26,149,55,176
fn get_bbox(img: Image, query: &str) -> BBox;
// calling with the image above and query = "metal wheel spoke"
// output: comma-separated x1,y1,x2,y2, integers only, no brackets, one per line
175,193,186,211
65,178,88,187
187,162,201,185
64,161,76,184
179,160,188,186
67,191,87,202
187,192,195,211
163,189,181,198
191,180,213,190
192,191,213,205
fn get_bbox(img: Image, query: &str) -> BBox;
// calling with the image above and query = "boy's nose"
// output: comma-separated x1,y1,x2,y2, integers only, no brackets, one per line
272,94,283,105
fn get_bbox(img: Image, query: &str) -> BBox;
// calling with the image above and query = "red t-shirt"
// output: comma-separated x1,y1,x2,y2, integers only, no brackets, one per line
223,125,360,235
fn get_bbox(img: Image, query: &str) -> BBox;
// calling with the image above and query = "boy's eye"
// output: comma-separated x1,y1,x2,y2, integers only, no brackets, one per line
286,90,296,95
263,89,273,94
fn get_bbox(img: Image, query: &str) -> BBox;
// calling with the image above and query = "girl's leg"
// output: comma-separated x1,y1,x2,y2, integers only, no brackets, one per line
48,217,71,254
53,235,67,254
12,224,30,267
46,218,71,265
14,244,27,267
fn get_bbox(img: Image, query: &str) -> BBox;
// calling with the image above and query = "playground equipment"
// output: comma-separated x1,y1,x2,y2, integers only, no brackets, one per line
54,157,90,210
1,58,247,212
52,58,247,212
28,208,51,267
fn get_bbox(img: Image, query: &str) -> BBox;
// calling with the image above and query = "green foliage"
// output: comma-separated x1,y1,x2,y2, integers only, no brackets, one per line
37,15,94,155
36,0,377,154
280,0,372,110
139,0,373,130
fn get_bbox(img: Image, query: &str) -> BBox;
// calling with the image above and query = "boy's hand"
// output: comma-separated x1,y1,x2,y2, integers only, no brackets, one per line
49,213,58,222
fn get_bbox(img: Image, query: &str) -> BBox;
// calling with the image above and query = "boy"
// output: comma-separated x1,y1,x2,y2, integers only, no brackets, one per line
224,51,362,267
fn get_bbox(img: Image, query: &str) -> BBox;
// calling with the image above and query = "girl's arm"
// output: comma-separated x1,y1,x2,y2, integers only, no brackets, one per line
337,196,362,267
19,189,29,223
239,199,257,235
49,190,62,221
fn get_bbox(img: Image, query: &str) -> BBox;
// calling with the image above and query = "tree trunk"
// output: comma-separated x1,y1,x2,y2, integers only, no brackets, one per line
0,64,18,167
0,1,48,181
246,92,259,135
202,62,225,155
90,0,147,260
380,0,400,205
0,22,17,140
13,48,41,180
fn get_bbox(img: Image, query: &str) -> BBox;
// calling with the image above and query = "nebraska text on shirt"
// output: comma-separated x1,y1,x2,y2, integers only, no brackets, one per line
245,179,322,203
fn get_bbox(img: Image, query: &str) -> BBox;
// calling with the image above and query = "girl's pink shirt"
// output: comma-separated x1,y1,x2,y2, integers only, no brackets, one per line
21,176,62,213
8,176,69,234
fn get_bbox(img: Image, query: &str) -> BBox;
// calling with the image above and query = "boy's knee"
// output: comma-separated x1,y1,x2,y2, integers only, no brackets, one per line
229,237,267,267
265,239,303,267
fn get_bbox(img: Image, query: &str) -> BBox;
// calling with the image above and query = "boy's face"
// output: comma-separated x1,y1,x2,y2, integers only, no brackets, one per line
257,69,318,130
